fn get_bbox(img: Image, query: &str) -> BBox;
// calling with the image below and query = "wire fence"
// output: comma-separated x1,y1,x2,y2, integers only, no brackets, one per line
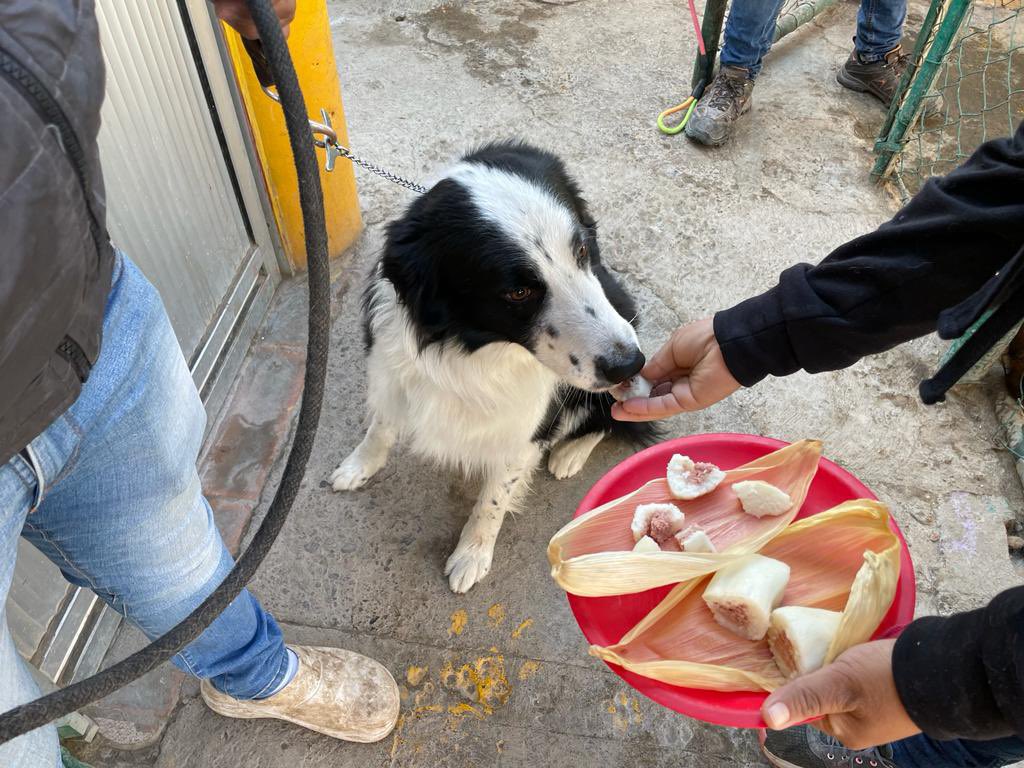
875,0,1023,197
775,0,842,42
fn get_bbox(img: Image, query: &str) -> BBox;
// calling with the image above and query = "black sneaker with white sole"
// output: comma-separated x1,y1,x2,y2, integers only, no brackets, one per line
760,726,900,768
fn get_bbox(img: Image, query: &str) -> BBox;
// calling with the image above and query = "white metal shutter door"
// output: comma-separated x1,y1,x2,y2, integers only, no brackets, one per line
94,0,254,360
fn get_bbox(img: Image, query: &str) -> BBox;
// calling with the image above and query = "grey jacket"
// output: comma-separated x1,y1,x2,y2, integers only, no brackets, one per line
0,0,114,466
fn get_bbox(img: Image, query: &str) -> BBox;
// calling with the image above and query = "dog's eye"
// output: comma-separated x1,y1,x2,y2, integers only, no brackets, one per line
577,243,588,261
504,287,533,303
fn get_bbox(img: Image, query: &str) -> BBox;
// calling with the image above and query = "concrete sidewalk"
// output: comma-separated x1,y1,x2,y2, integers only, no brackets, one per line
76,0,1023,765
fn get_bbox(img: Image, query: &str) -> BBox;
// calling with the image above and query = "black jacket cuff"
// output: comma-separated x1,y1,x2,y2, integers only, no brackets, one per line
713,284,799,388
893,589,1024,742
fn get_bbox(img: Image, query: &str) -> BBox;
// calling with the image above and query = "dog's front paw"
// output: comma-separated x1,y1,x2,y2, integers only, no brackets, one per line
547,437,595,480
444,539,494,594
329,453,376,491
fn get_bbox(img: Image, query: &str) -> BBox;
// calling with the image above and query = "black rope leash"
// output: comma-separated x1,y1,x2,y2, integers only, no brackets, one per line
0,0,330,744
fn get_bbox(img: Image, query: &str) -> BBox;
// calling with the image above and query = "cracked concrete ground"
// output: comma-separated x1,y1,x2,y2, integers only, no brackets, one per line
76,0,1023,765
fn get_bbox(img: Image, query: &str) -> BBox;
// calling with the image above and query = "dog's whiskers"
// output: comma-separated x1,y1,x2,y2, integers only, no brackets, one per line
550,385,574,428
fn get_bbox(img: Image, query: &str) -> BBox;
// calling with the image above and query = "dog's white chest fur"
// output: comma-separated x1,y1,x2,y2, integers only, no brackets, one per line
365,282,558,473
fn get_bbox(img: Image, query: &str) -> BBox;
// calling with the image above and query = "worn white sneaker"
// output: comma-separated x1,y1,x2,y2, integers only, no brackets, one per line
200,645,400,743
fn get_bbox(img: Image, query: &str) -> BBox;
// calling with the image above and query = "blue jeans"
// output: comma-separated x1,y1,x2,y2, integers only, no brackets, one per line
892,733,1024,768
720,0,907,77
0,254,288,766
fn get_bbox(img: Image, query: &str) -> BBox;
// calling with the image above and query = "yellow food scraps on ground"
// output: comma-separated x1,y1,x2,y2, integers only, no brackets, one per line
440,653,511,714
406,665,428,687
447,702,485,719
390,650,515,753
449,609,467,636
511,618,533,639
518,660,541,681
487,603,506,626
604,691,644,733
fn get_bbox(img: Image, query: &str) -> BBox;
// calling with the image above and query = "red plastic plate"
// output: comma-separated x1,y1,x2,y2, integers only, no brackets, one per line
566,433,915,729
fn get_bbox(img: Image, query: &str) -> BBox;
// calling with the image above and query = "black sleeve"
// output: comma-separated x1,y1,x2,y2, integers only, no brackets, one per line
892,586,1024,741
713,124,1024,388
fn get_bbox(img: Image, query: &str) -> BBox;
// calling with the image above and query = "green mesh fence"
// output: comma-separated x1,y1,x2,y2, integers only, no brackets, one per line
875,0,1023,197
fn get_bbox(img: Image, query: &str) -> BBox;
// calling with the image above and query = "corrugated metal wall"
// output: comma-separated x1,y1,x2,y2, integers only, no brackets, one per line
95,0,253,360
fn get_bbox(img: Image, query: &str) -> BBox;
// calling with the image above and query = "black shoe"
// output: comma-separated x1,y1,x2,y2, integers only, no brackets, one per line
837,44,908,106
684,65,755,146
837,41,944,115
760,726,900,768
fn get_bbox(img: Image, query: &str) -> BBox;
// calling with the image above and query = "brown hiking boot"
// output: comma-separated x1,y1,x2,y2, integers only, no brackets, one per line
684,66,755,146
837,43,943,115
201,645,400,743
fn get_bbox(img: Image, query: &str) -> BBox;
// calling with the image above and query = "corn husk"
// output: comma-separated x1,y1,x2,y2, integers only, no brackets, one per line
589,499,901,692
547,440,822,597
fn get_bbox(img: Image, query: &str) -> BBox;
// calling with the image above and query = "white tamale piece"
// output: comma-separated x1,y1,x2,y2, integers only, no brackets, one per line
702,554,791,641
667,454,726,500
631,502,684,543
767,606,843,679
632,535,661,553
679,528,717,553
732,480,793,518
610,374,653,402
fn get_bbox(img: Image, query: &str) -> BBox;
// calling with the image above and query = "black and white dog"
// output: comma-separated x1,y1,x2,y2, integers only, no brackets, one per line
331,141,656,593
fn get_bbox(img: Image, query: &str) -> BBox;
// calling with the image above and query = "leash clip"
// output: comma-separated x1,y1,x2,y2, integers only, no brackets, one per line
259,85,426,191
260,86,341,171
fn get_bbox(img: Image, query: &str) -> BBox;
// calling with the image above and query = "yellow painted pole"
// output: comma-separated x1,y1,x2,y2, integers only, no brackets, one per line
223,3,361,271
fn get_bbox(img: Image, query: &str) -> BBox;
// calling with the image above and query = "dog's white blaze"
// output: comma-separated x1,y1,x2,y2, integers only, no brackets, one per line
445,163,639,389
445,162,576,253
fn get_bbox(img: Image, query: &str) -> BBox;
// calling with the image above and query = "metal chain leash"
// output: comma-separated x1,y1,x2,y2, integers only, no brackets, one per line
329,144,428,194
261,87,427,194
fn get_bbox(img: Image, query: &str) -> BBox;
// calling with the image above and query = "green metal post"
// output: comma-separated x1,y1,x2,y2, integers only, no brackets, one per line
692,0,729,89
872,0,973,178
874,0,946,145
773,0,842,42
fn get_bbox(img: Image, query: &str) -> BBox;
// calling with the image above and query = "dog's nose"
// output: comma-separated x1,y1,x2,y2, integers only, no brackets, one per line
595,348,645,385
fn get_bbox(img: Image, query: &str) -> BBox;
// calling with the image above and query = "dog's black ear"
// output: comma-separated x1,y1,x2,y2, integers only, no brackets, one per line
381,203,450,348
